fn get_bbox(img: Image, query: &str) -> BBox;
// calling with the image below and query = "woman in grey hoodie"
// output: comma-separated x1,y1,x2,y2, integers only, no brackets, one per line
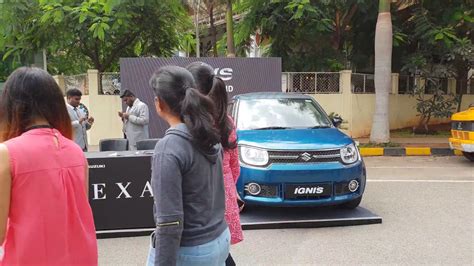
147,66,230,266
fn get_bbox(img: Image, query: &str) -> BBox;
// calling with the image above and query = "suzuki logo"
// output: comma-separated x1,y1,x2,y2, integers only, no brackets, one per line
214,68,233,81
300,152,312,161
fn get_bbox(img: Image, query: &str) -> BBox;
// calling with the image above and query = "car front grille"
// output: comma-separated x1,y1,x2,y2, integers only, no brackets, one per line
451,130,472,140
451,121,473,131
268,149,341,164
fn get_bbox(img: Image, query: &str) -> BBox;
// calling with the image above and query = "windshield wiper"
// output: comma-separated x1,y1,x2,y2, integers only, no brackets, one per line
253,126,291,130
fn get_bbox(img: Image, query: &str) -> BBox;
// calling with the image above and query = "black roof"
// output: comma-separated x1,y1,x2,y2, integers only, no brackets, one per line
233,92,313,100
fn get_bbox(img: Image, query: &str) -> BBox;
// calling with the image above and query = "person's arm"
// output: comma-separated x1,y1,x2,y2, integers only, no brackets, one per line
69,108,85,129
84,162,89,197
152,151,184,266
85,121,92,131
229,128,241,184
0,144,11,244
128,104,149,126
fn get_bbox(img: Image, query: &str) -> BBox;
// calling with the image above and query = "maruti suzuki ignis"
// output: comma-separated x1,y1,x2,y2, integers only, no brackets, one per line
230,93,366,209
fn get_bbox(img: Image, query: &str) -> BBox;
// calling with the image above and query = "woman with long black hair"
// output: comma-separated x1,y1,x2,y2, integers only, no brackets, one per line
187,62,243,266
147,66,230,266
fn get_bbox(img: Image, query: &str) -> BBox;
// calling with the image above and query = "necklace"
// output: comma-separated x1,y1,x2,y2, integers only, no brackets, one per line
24,124,53,132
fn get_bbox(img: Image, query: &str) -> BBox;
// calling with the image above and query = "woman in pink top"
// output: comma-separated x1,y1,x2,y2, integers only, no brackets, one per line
0,67,98,265
187,62,243,266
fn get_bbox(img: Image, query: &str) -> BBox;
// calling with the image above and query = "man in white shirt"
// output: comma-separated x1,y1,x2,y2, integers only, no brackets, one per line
66,89,94,151
118,89,149,150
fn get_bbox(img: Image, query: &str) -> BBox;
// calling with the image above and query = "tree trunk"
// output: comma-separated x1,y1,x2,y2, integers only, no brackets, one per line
332,10,341,50
370,0,392,143
225,0,235,57
209,5,218,57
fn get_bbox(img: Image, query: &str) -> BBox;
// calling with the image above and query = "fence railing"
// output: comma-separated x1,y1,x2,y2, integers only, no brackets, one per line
399,75,414,94
283,72,340,94
99,72,121,95
351,73,375,94
456,78,474,95
64,74,88,95
59,70,472,97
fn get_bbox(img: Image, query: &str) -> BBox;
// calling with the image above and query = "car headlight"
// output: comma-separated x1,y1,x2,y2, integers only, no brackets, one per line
340,143,359,164
240,146,269,166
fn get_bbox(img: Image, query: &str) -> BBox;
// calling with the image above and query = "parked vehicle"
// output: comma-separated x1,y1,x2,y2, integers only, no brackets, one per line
449,107,474,162
230,92,366,209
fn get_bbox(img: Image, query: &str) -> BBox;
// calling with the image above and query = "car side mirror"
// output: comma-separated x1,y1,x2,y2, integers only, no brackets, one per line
331,116,343,128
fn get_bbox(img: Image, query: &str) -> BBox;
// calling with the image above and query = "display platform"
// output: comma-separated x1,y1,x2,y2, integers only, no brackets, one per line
86,151,381,238
240,206,382,230
96,205,382,238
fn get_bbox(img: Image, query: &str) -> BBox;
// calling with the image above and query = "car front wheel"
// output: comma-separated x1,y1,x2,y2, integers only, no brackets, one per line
462,152,474,162
340,196,362,209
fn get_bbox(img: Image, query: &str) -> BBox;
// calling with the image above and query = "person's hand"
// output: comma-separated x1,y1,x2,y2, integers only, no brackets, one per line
118,111,123,118
88,116,95,124
79,117,87,124
122,113,130,119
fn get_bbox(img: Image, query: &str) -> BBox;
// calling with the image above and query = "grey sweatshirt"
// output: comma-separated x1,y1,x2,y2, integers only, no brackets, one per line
151,123,227,265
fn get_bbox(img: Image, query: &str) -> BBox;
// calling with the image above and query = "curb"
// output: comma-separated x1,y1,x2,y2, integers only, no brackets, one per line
359,147,462,157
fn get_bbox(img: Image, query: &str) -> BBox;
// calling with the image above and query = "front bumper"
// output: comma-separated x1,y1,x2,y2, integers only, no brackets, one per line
237,160,366,207
449,138,474,152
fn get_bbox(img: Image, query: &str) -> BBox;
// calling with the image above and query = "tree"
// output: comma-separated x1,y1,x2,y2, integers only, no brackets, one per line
1,0,191,74
410,79,459,133
234,0,378,71
369,0,392,144
225,0,236,57
199,0,220,57
396,0,473,112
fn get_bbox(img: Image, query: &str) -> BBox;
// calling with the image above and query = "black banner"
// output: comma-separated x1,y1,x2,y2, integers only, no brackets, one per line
120,57,282,138
87,153,154,231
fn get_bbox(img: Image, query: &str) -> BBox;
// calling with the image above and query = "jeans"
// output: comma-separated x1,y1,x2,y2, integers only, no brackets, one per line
147,227,230,266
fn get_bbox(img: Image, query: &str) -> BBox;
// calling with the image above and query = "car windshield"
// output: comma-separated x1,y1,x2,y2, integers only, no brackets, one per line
236,98,332,130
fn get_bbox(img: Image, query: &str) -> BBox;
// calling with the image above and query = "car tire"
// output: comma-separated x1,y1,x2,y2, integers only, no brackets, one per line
340,196,362,209
462,152,474,162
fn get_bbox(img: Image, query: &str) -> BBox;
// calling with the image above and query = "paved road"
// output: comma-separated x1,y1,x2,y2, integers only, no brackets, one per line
96,156,473,265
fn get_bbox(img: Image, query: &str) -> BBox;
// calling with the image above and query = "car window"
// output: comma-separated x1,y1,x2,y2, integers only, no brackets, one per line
236,98,332,130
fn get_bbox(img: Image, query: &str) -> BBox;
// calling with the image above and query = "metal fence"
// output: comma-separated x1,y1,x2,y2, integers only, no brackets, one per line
399,75,415,94
64,74,88,95
424,77,448,94
283,72,340,93
351,73,375,94
456,78,474,95
99,72,121,95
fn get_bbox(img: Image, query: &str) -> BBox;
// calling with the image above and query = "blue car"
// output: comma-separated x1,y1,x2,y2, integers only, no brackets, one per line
230,92,366,209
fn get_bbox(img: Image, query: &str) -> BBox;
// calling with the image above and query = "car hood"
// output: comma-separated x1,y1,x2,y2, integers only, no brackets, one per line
237,128,354,150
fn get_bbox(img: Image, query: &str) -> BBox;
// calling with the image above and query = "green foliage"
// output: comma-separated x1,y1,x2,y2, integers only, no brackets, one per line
396,1,473,79
409,79,459,133
1,0,191,74
234,0,378,71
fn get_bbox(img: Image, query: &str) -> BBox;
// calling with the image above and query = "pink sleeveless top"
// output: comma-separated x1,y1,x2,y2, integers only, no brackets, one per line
1,128,97,266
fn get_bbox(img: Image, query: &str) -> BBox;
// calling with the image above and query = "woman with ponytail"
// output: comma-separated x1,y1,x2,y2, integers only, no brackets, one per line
147,66,230,266
187,62,243,266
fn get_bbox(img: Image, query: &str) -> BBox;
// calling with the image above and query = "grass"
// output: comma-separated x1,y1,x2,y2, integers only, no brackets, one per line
390,128,451,138
359,142,401,148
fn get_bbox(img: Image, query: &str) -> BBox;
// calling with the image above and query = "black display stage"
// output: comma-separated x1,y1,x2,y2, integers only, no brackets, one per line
240,206,382,230
86,151,382,238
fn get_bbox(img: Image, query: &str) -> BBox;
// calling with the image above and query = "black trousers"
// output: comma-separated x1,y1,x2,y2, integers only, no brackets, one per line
226,253,236,266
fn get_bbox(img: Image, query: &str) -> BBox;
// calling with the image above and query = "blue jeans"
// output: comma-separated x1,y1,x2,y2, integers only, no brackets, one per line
147,227,230,266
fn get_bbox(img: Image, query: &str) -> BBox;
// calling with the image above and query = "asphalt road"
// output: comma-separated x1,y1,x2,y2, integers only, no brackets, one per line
95,156,472,265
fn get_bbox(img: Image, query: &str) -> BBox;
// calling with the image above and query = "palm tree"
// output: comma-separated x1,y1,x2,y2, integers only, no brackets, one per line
225,0,235,57
370,0,392,143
